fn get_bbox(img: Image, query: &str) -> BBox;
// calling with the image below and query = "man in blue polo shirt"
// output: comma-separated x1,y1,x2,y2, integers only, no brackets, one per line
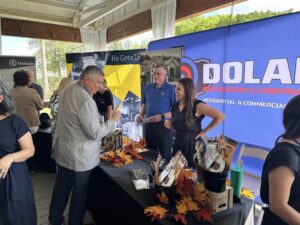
136,64,176,159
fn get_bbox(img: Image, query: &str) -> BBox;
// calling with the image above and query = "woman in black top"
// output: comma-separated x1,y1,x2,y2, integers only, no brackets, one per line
164,78,224,167
260,95,300,225
0,81,37,225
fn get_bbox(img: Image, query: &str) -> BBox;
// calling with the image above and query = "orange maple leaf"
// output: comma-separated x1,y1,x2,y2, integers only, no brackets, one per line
117,150,127,158
101,149,134,167
179,197,199,212
100,156,109,160
186,200,199,212
194,208,213,222
124,155,133,165
176,201,187,214
172,213,188,225
194,182,209,203
156,192,169,204
106,151,115,157
112,162,123,168
124,148,143,160
177,169,194,182
144,205,168,221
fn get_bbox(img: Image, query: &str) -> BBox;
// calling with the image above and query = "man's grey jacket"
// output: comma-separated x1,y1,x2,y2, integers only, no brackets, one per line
52,82,116,171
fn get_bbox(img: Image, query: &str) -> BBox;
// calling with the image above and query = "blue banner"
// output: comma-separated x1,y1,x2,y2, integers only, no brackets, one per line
148,12,300,148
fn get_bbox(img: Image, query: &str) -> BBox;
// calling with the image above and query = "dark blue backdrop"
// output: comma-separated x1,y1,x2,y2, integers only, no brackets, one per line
148,12,300,149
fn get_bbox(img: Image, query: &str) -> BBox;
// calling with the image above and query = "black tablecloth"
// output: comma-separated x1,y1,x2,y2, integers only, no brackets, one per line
87,151,253,225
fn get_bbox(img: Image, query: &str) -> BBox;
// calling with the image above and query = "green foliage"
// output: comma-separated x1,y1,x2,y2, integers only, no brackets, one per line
108,10,292,50
107,39,150,51
29,40,83,77
175,10,292,36
37,76,63,99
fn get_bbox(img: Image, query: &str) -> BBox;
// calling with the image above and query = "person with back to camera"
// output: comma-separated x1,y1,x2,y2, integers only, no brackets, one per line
164,77,224,167
49,77,75,139
0,81,37,225
30,113,56,173
48,65,121,225
260,95,300,225
136,63,176,159
27,112,52,171
10,70,44,134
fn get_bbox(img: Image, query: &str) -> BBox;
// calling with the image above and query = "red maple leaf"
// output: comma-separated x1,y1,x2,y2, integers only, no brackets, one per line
138,138,146,146
114,158,123,163
123,147,143,160
123,143,134,151
135,154,143,160
194,208,213,222
175,169,196,196
172,213,188,225
176,177,194,196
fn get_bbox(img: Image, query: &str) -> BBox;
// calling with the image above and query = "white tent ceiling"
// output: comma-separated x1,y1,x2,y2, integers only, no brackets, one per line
0,0,165,29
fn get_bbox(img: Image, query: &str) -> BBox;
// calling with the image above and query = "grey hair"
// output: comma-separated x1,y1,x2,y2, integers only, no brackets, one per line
155,63,169,75
80,65,104,80
0,81,15,115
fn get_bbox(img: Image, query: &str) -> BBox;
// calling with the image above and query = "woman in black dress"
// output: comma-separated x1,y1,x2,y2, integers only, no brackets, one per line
164,78,224,167
0,81,37,225
260,95,300,225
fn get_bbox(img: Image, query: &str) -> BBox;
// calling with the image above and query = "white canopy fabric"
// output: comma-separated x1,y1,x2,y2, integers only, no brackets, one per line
0,17,2,55
80,28,107,52
151,0,176,40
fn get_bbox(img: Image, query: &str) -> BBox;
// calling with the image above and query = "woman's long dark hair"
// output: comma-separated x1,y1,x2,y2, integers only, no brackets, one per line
276,95,300,143
178,78,195,127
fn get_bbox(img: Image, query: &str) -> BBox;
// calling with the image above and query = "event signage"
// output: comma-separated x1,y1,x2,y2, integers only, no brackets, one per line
0,56,36,90
148,12,300,148
66,49,145,141
203,59,300,84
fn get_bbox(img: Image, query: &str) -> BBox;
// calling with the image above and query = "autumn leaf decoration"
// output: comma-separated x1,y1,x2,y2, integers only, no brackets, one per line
100,139,145,168
194,182,209,203
145,169,213,224
173,213,188,225
100,150,133,168
156,192,169,204
176,169,196,196
144,206,168,221
123,144,143,160
177,197,199,212
194,208,214,222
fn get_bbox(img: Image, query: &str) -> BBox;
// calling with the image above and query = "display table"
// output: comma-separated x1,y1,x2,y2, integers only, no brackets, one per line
87,151,253,225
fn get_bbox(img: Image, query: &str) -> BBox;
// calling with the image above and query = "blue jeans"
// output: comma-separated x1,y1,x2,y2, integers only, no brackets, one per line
48,165,92,225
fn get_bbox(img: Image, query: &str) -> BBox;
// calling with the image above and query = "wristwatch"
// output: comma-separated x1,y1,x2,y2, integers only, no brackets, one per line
161,114,165,119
